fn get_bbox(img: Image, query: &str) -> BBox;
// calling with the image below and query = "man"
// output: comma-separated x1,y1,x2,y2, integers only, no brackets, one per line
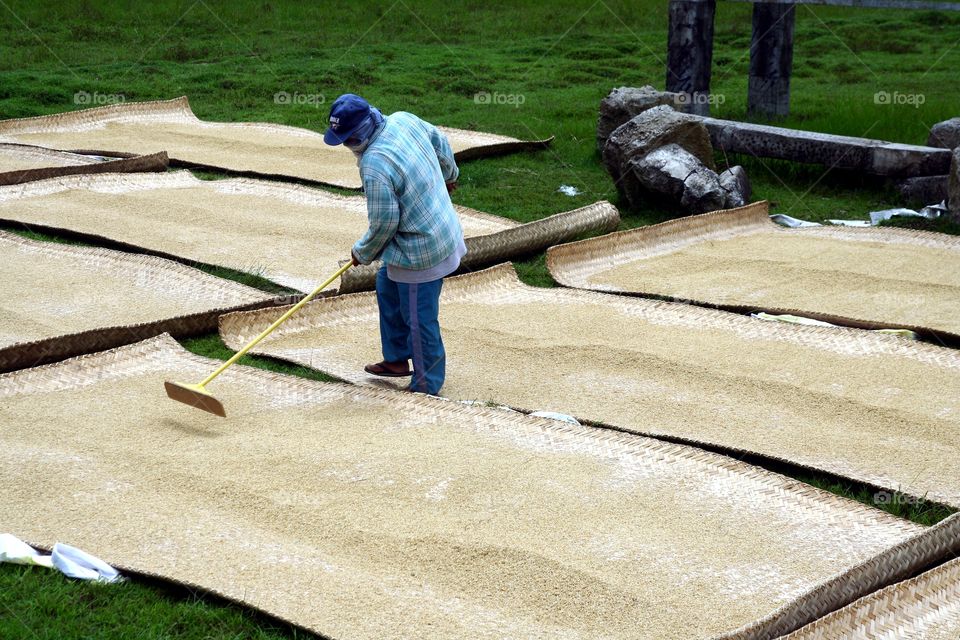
323,93,465,396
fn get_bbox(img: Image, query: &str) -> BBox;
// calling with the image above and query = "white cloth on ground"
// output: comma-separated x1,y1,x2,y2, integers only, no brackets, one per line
1,533,122,582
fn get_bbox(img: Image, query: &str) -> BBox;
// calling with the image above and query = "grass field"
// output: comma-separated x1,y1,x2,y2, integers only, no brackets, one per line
2,0,959,637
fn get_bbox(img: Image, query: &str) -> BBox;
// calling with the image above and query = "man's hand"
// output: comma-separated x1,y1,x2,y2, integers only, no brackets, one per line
350,251,361,267
445,181,458,195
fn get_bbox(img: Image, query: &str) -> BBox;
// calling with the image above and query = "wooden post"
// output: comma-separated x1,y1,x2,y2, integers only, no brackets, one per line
748,0,796,118
666,0,717,116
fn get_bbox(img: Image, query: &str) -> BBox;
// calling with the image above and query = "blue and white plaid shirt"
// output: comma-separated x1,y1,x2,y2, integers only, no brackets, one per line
352,112,463,271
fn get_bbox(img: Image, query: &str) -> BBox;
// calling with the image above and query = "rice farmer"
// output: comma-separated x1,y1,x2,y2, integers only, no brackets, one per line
323,93,465,396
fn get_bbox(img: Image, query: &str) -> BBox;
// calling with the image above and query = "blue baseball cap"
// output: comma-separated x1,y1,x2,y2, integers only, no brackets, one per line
323,93,371,145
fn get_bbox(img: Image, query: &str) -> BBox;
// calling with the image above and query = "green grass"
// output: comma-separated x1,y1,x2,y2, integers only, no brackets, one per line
798,475,955,527
0,564,320,640
179,333,339,383
2,0,958,233
191,264,300,295
513,253,556,287
2,0,960,635
881,215,960,236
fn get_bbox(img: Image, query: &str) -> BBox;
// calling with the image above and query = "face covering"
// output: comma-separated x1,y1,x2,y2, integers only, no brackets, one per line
344,107,384,157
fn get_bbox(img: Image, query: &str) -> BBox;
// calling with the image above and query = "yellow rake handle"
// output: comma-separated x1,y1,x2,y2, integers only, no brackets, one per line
199,261,353,387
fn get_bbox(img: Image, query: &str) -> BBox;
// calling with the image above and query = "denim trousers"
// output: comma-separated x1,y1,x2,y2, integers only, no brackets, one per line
375,265,446,395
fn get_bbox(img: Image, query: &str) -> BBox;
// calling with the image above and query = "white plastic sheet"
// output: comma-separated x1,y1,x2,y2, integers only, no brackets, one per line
769,214,822,228
52,543,122,582
869,201,945,226
751,313,918,340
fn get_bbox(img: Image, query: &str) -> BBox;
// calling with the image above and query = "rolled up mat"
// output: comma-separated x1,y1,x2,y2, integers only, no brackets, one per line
338,200,621,293
0,144,167,185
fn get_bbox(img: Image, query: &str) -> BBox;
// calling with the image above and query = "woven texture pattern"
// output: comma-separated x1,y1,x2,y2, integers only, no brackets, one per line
546,202,960,340
0,97,552,189
0,171,520,293
0,230,272,372
338,200,620,292
221,264,960,508
0,144,168,185
781,556,960,639
3,335,954,640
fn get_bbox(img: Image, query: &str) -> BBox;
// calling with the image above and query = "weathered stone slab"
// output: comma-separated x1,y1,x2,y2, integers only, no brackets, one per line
896,175,949,208
597,86,688,151
719,165,751,208
701,117,952,177
949,148,960,222
630,143,726,213
603,106,715,208
928,117,960,150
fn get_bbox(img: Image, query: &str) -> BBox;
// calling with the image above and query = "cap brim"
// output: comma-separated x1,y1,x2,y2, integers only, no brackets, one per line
323,127,349,146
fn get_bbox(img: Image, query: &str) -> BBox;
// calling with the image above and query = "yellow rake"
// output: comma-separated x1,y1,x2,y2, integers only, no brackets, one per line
164,261,352,417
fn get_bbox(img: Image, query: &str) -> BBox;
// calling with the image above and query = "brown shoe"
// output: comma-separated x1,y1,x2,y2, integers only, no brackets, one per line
364,360,412,377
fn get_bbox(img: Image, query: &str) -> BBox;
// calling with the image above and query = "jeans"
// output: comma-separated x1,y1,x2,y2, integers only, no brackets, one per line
375,265,446,395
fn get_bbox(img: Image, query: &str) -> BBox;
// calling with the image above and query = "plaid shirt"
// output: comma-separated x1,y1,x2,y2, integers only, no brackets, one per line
352,112,463,270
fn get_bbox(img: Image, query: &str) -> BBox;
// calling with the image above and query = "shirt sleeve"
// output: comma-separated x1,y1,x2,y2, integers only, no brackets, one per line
422,118,460,184
352,164,401,265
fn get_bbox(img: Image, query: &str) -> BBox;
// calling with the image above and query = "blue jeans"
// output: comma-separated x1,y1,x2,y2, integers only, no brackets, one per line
375,265,446,395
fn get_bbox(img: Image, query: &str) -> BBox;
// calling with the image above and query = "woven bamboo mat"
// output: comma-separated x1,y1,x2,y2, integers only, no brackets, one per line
0,230,272,372
0,97,553,189
338,200,620,293
781,556,960,639
0,144,168,185
546,201,960,340
3,335,956,640
221,264,960,508
0,171,526,293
